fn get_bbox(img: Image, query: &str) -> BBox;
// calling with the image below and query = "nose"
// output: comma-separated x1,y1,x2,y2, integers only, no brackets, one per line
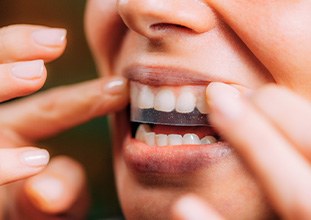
117,0,216,39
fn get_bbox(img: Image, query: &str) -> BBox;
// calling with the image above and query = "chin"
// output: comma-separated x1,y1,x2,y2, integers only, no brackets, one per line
84,0,277,219
110,105,275,220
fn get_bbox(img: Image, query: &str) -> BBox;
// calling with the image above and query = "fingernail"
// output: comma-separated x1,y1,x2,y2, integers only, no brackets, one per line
11,60,44,80
103,77,127,95
207,82,242,119
174,196,211,220
29,175,64,203
32,28,66,46
21,148,49,167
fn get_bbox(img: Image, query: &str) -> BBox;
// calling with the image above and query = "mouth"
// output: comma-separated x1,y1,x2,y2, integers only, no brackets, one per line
122,66,232,175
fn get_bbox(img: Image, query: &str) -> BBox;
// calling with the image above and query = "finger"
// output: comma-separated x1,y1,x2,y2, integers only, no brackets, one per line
0,147,49,185
252,85,311,161
0,76,128,141
20,156,89,218
172,195,224,220
206,1,311,95
0,24,66,63
207,82,311,219
0,60,46,102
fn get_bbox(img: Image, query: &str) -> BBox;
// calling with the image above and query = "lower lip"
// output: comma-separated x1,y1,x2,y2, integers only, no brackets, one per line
123,133,232,175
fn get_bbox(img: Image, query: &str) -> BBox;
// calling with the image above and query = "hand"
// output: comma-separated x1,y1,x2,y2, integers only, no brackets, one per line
172,83,311,219
172,1,311,219
172,84,311,220
0,24,128,219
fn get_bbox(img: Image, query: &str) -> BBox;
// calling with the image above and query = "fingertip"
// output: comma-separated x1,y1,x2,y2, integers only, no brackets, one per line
206,82,242,120
32,28,67,48
100,76,129,112
172,195,223,220
20,147,50,168
0,25,67,62
24,156,87,214
1,60,48,101
102,76,129,96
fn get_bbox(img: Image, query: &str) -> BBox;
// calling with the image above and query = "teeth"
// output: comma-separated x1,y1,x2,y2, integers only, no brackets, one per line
168,134,183,146
144,132,156,146
196,95,210,114
131,81,209,114
201,136,217,144
176,88,196,113
135,124,218,147
138,86,154,109
154,89,176,112
155,134,168,146
183,133,201,145
135,124,151,142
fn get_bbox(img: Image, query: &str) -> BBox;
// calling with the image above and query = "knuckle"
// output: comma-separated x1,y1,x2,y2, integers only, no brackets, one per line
0,25,33,61
0,25,28,61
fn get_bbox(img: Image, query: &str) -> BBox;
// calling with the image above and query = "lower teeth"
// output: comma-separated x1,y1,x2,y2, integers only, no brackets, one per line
135,124,217,147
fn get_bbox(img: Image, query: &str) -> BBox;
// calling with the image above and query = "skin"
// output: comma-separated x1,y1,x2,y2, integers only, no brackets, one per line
172,1,311,220
2,0,311,219
0,24,128,219
85,0,311,219
85,0,272,219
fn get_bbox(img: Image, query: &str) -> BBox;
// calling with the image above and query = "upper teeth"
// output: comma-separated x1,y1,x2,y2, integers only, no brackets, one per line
135,124,217,147
131,81,209,114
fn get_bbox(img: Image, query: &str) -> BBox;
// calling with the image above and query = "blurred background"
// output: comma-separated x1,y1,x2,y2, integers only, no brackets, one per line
0,1,122,219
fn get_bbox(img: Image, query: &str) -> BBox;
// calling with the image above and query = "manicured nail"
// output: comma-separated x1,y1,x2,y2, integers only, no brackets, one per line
207,82,242,119
32,28,66,46
11,60,44,80
21,148,49,167
29,175,64,203
103,77,128,95
174,196,217,220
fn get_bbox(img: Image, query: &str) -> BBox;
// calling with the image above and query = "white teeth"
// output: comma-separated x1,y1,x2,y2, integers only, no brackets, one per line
196,95,210,114
155,134,168,146
183,133,201,145
135,124,218,147
154,89,176,112
135,124,151,142
131,82,209,114
201,136,217,144
145,132,156,146
138,86,154,109
168,134,183,146
176,88,196,113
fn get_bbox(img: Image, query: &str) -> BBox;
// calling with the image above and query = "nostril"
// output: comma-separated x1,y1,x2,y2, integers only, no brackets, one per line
150,23,194,33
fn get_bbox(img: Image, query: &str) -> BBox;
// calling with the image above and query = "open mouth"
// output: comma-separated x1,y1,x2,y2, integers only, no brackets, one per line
122,75,232,175
130,81,221,147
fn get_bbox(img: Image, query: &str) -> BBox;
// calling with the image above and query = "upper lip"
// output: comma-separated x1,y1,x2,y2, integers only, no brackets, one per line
121,64,233,176
123,65,221,86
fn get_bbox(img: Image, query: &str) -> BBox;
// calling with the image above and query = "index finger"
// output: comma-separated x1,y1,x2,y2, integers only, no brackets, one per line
0,76,129,141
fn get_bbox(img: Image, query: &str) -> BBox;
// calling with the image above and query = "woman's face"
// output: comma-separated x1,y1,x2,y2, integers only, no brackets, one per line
85,0,278,219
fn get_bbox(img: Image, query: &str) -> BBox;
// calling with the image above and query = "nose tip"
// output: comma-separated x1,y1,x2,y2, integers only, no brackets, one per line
117,0,216,39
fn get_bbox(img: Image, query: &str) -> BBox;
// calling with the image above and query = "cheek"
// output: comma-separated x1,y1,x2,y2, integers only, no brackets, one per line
274,72,311,99
85,0,125,77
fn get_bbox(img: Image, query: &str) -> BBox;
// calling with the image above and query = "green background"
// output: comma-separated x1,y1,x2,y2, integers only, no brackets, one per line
0,1,122,219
